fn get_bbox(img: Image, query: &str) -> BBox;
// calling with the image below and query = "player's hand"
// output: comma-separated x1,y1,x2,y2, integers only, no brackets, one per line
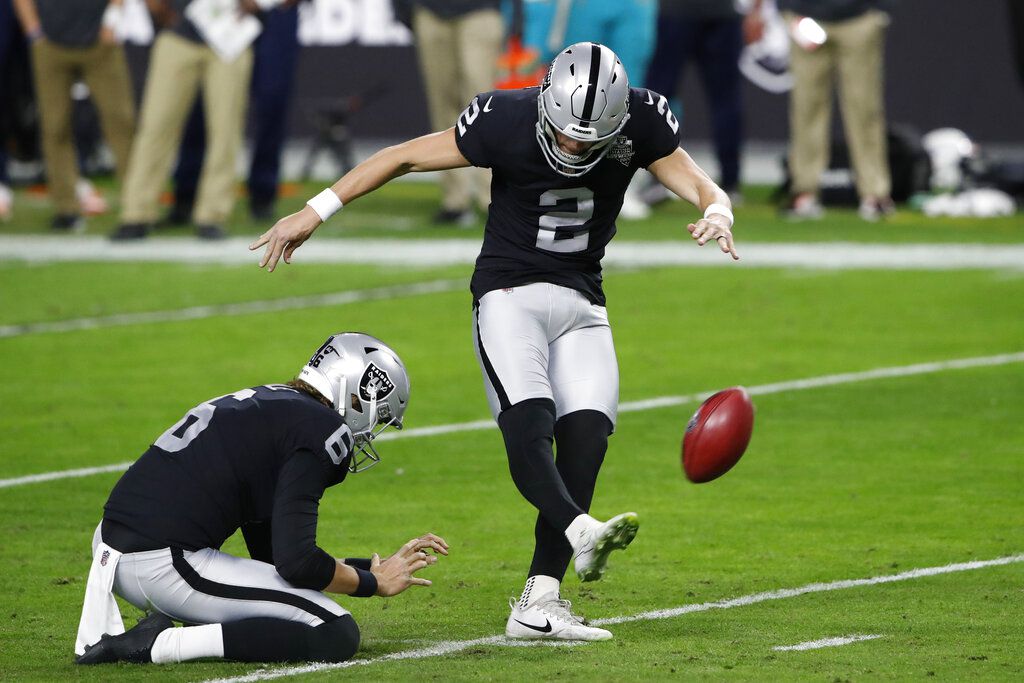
743,10,766,45
687,215,739,260
249,205,322,272
371,533,449,597
99,25,118,45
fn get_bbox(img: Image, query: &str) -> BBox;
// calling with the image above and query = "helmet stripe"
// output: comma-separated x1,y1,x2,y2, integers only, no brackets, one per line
579,43,603,124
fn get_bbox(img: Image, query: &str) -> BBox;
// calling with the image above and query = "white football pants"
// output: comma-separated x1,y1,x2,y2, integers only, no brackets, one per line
93,524,347,628
473,282,619,427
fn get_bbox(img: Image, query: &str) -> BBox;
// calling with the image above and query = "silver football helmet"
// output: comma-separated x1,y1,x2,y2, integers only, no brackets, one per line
536,42,631,177
298,332,409,473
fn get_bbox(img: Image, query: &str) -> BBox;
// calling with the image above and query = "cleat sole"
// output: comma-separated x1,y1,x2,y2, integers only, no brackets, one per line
576,513,639,582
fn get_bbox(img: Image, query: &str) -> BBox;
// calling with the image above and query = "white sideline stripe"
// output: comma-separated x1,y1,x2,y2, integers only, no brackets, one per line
773,634,884,652
204,555,1024,683
2,351,1022,490
593,556,1024,626
0,279,466,339
0,463,135,489
2,236,1024,270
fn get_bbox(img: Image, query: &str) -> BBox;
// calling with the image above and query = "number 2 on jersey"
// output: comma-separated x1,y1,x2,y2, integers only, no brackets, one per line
536,188,594,253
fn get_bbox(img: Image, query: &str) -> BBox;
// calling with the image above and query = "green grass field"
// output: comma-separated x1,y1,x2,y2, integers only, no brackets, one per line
1,182,1022,681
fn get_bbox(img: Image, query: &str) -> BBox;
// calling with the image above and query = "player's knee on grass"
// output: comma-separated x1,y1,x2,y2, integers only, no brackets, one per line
221,614,359,663
308,615,360,663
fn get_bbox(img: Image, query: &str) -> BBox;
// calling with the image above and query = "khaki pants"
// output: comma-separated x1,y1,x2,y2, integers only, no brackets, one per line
30,39,135,215
120,32,252,225
786,10,891,200
413,7,503,212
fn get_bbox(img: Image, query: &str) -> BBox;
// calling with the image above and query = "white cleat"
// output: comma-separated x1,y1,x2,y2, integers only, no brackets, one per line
505,592,612,641
571,512,639,582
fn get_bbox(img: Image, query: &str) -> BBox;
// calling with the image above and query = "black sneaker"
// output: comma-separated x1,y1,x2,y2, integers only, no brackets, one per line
110,223,151,241
159,201,193,227
51,214,85,233
250,199,275,221
195,224,227,240
433,208,475,227
75,612,173,665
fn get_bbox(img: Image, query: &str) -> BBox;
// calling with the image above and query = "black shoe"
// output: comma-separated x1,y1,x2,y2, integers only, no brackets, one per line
75,612,173,665
250,199,275,221
110,223,152,241
159,201,193,227
51,214,85,233
195,224,227,240
433,208,475,227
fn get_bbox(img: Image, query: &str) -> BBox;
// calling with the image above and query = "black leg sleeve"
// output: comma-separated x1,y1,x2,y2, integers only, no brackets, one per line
221,614,359,663
528,409,612,580
498,398,584,533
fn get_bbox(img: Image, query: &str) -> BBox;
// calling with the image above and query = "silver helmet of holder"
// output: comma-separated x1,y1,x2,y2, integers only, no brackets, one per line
298,332,410,473
536,42,631,177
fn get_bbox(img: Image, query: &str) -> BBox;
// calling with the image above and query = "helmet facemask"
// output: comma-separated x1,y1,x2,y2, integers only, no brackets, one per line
346,379,404,474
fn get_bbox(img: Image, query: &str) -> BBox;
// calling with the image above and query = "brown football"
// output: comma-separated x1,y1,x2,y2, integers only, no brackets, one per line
682,387,754,483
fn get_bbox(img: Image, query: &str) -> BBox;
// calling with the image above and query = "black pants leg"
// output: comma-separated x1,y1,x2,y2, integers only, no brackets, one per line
527,409,612,580
221,614,359,663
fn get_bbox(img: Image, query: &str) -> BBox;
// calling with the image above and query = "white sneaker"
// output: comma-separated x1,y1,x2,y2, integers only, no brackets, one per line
505,592,612,641
571,512,639,582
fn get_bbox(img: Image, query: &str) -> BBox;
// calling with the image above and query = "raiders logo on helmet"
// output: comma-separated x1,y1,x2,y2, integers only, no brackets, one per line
359,363,395,402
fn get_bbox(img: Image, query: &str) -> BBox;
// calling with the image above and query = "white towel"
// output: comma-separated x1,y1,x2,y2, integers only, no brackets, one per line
74,527,124,656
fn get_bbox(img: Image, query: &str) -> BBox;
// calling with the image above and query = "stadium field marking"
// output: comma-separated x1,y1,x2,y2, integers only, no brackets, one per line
773,634,884,652
2,235,1024,270
0,278,467,339
2,350,1022,490
203,554,1023,682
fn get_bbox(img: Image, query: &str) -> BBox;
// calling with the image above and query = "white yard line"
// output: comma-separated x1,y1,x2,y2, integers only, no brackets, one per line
203,555,1024,683
2,351,1022,490
0,279,466,339
2,236,1024,270
773,634,884,652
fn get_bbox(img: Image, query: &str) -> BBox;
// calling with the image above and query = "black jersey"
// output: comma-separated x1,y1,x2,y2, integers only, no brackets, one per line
455,87,681,306
103,384,353,590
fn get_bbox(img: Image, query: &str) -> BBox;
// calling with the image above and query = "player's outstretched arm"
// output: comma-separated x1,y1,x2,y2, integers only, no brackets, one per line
250,129,471,272
648,148,739,260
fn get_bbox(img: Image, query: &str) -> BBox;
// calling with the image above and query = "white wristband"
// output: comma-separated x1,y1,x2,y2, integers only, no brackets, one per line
306,189,344,222
704,202,734,227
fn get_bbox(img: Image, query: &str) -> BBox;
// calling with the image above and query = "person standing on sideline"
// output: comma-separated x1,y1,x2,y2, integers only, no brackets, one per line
645,0,746,202
749,0,895,220
167,0,304,225
251,43,739,641
111,0,261,241
13,0,135,232
410,0,504,226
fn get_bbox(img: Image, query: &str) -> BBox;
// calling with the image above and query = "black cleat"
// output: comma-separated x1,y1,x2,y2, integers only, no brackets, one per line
195,224,227,240
75,612,173,665
110,222,152,241
51,214,86,233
